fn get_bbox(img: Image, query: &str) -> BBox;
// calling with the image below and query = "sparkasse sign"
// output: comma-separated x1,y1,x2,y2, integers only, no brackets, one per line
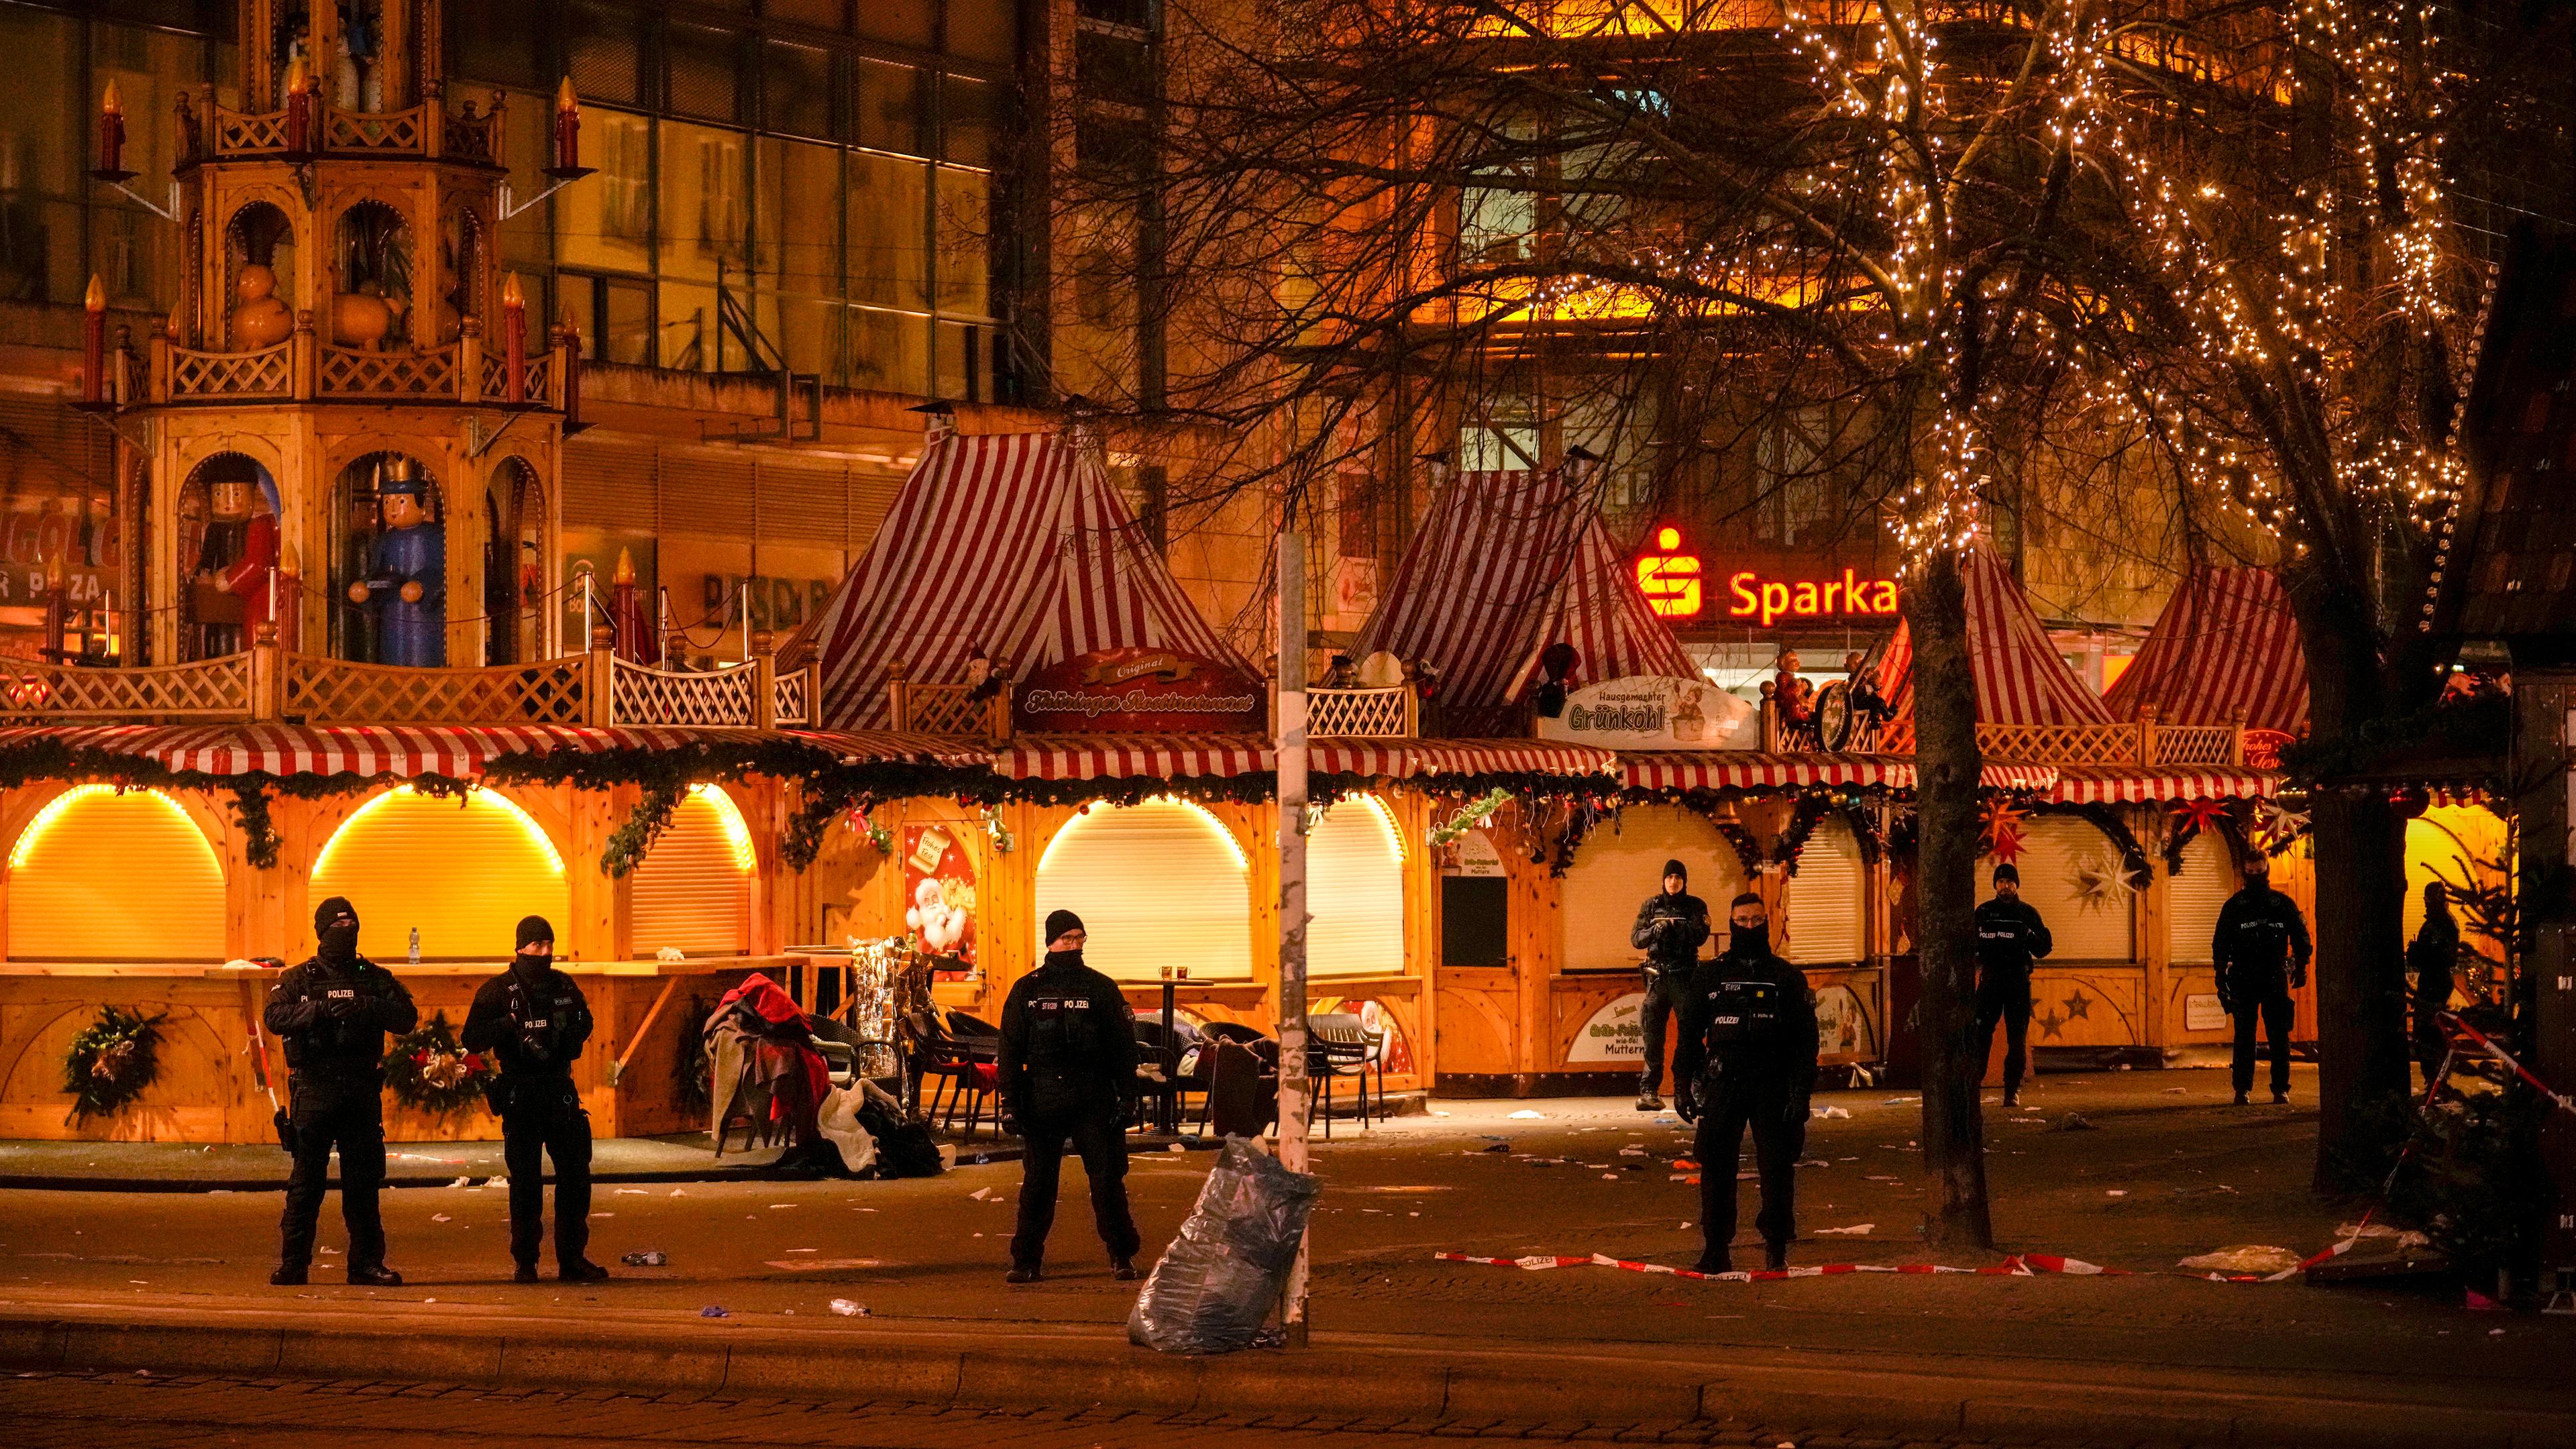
1725,568,1900,628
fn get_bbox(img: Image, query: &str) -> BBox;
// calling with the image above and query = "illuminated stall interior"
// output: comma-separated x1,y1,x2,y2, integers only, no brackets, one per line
1033,798,1254,983
7,787,227,961
631,785,757,958
1308,794,1407,979
311,787,570,960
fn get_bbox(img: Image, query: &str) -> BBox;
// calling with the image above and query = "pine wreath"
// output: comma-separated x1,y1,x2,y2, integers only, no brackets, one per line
384,1011,496,1116
61,1005,166,1120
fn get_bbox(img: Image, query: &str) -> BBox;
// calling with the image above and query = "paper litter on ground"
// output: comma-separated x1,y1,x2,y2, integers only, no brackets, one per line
1812,1224,1873,1236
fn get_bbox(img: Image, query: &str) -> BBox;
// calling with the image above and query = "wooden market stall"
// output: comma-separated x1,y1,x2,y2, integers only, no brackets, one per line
793,425,1615,1105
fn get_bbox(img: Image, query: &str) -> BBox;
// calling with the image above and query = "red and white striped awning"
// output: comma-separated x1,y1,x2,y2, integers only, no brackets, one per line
2046,765,2278,804
0,723,983,779
1874,549,2114,747
808,431,1252,729
998,734,1272,781
999,735,1621,783
2102,567,2309,733
1620,751,2060,794
1354,468,1694,714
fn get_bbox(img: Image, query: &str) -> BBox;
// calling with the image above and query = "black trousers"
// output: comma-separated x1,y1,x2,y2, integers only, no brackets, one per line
1695,1076,1805,1265
500,1083,594,1269
1638,968,1683,1095
278,1085,388,1272
2232,994,2296,1096
1974,971,2035,1097
1011,1108,1140,1269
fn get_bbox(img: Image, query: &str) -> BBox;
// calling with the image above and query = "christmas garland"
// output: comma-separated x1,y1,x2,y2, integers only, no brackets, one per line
1429,788,1515,849
383,1011,496,1116
1772,795,1834,876
61,1005,166,1120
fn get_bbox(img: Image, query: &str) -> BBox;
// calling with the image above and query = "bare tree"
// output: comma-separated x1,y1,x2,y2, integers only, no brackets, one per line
2059,0,2573,1183
1059,0,2258,1246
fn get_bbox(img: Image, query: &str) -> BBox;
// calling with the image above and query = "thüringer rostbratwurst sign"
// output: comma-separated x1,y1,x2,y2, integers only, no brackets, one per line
1015,647,1267,733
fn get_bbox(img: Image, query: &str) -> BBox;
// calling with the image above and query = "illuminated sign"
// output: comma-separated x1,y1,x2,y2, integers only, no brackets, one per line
1634,529,1898,627
1726,569,1900,628
1634,527,1703,617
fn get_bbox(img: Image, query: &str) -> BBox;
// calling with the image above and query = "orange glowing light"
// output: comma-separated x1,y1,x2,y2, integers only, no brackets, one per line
1635,527,1703,618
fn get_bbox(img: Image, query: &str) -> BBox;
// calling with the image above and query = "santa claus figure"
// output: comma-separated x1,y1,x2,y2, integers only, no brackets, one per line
906,877,971,959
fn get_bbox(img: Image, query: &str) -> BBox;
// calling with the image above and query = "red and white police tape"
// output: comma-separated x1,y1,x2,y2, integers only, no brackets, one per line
1435,1240,2361,1285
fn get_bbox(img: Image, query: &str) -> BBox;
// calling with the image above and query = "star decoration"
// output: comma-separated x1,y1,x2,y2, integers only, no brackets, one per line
2171,798,2228,839
2063,991,2093,1022
1981,802,2027,863
2070,855,2129,912
2036,1008,2069,1040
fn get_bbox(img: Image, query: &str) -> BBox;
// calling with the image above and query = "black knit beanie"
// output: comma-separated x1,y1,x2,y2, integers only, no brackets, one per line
515,915,555,951
1044,909,1085,947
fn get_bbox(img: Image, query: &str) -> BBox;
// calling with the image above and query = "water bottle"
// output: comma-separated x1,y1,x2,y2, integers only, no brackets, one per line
408,926,421,965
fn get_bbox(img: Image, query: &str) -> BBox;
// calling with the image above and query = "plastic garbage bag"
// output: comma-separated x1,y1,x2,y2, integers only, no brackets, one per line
1127,1136,1322,1355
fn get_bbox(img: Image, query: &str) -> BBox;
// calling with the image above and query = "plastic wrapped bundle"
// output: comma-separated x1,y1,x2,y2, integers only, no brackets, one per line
1127,1135,1322,1354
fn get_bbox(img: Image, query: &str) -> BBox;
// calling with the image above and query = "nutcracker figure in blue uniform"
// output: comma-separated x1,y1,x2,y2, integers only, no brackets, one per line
345,460,445,666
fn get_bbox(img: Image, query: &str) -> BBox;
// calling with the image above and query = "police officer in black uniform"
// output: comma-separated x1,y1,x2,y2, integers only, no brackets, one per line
266,896,417,1286
998,909,1142,1283
1631,858,1711,1111
1972,863,2055,1108
2212,853,2311,1105
1674,892,1820,1275
463,915,608,1283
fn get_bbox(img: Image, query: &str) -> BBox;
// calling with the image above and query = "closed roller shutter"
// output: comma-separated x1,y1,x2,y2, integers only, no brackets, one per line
1984,816,2133,962
849,466,905,551
659,449,757,539
755,458,850,546
1561,806,1744,971
1034,799,1252,982
312,788,569,959
562,437,657,528
2165,830,2233,965
1786,816,1865,965
631,786,751,957
1309,794,1403,978
8,786,224,961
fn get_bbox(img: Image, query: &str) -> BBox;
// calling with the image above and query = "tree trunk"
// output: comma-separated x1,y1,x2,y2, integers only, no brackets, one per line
2308,789,2412,1188
1904,549,1993,1248
2288,571,2417,1190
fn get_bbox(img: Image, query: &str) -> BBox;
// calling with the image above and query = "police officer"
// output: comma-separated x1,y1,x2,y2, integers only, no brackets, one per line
1674,892,1819,1275
998,909,1142,1284
2212,852,2311,1105
1972,863,2054,1108
266,896,417,1286
1631,858,1711,1111
463,915,608,1283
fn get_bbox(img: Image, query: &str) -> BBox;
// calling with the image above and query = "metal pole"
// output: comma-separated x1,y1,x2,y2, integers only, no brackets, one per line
1276,525,1312,1346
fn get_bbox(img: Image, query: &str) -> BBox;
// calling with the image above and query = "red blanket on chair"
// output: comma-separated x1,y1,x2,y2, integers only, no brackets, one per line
711,973,830,1132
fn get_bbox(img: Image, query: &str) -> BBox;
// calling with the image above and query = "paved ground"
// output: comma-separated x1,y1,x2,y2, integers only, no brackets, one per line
0,1067,2567,1445
0,1369,2074,1449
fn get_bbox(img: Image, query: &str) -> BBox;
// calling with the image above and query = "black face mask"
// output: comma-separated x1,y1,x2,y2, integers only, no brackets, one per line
1044,948,1084,971
514,951,553,977
318,922,360,964
1729,920,1770,956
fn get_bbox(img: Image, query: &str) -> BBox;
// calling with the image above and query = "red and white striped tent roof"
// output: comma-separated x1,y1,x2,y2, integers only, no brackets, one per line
806,430,1250,731
1354,468,1695,716
2101,566,2308,734
0,723,985,779
1874,548,2112,743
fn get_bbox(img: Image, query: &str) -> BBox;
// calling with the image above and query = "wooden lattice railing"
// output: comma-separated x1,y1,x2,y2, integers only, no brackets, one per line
1977,721,2143,765
2151,724,2239,766
320,344,459,398
209,105,290,154
442,110,500,163
170,343,292,399
1307,685,1415,738
610,657,759,727
0,655,252,720
286,655,589,725
890,678,1008,739
321,105,428,153
771,667,812,727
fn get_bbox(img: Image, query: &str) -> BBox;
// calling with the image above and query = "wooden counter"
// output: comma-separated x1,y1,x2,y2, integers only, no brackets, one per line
0,957,788,1143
